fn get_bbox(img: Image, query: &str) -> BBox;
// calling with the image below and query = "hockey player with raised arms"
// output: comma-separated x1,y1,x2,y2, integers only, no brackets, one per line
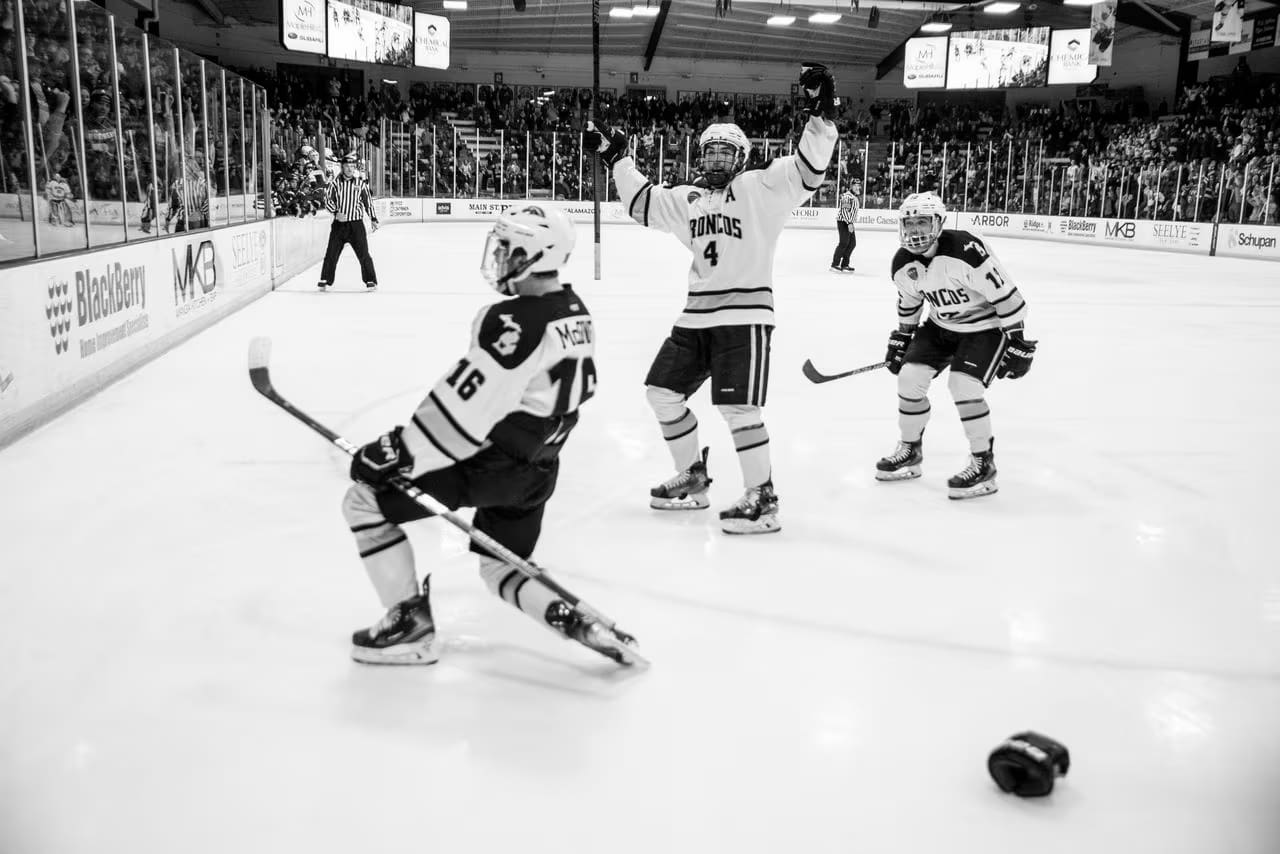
875,191,1038,499
339,205,620,664
584,64,839,534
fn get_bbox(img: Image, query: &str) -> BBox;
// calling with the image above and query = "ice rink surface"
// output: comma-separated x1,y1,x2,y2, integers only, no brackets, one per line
2,221,1279,854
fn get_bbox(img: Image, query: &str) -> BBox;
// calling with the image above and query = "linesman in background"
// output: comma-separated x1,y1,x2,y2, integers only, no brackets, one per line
318,152,380,290
830,179,859,272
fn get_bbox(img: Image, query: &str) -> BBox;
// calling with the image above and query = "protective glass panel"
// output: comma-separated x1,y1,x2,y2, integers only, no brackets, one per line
0,2,36,260
114,22,156,238
25,0,87,253
74,1,125,246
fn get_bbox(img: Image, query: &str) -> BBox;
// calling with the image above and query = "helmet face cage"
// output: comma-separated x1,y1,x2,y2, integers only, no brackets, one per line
898,193,946,252
699,142,745,188
698,124,749,189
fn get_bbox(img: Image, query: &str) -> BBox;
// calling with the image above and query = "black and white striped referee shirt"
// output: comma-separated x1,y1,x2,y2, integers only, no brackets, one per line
325,174,377,223
837,190,859,224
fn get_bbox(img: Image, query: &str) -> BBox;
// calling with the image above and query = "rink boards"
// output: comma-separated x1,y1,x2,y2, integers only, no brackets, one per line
374,197,1280,262
0,214,332,446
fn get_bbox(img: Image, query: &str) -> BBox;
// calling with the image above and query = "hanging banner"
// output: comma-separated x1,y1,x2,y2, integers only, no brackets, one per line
1089,0,1116,66
1188,25,1212,60
1212,0,1245,42
1230,19,1255,54
1252,14,1277,50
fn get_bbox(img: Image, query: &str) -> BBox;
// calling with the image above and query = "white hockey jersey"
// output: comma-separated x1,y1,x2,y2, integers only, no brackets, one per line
401,286,597,476
611,116,838,329
890,230,1028,333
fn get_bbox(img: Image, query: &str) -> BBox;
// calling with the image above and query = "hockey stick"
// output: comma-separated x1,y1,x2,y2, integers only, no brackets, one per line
801,359,889,384
247,337,648,669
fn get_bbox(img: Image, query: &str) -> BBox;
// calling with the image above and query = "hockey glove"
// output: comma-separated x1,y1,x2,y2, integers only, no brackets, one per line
884,329,913,375
350,426,413,487
988,731,1070,797
799,63,838,120
583,121,630,168
996,332,1037,380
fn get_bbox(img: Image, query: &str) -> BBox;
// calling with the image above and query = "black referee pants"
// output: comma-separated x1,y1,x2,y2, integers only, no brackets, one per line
319,220,377,285
831,221,856,269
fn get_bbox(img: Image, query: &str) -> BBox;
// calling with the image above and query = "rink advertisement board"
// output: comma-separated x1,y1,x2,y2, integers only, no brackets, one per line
389,198,871,231
0,220,274,444
1216,224,1280,261
950,211,1211,255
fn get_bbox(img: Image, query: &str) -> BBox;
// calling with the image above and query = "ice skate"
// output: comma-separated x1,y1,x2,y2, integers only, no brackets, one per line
839,266,855,274
365,281,378,290
316,279,331,291
719,480,780,535
948,440,998,500
650,446,712,510
829,264,842,273
351,582,438,665
875,439,923,481
545,600,640,666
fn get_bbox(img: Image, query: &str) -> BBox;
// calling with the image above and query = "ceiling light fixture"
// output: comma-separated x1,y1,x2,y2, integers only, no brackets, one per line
984,2,1020,12
808,12,842,23
1062,0,1106,5
442,0,466,9
767,14,796,25
631,4,660,16
609,6,634,17
920,14,952,32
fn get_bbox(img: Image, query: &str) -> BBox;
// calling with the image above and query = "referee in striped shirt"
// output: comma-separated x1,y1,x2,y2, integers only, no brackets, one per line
318,153,380,290
830,179,859,273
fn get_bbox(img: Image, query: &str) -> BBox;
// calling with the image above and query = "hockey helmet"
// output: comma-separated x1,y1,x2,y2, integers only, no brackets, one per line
481,204,577,295
899,191,946,253
698,123,750,189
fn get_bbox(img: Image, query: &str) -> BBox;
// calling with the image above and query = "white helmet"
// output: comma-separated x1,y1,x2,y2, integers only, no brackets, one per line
898,191,946,253
481,204,576,295
698,123,750,189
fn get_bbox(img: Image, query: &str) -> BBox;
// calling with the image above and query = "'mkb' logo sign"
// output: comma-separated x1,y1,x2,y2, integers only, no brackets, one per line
173,240,217,306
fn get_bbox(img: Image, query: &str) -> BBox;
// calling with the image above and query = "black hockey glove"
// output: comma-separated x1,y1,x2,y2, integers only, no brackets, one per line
884,329,913,375
583,121,630,168
988,731,1070,797
799,63,838,120
996,332,1037,380
350,426,413,487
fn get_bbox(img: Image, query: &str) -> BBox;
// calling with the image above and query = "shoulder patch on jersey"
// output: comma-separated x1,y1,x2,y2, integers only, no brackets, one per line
686,190,701,204
478,299,549,369
935,230,989,269
891,248,918,276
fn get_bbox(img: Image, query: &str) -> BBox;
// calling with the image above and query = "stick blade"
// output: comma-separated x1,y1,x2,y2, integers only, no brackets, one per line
248,337,274,396
801,359,833,384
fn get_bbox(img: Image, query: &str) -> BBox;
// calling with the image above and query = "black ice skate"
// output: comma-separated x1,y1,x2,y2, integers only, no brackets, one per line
351,581,438,665
316,279,331,291
719,480,780,535
545,600,639,666
650,447,713,510
365,281,378,290
948,441,998,500
876,439,923,481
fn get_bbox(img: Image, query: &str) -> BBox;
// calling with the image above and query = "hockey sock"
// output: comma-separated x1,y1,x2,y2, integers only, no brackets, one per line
950,374,993,453
660,409,701,473
342,483,418,607
898,393,931,442
731,421,771,488
479,556,558,627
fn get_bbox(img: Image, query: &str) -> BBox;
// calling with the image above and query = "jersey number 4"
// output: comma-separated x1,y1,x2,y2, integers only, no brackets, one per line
703,242,719,267
548,357,597,415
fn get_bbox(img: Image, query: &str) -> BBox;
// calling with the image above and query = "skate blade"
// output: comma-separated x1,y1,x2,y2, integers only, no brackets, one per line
948,481,998,500
875,466,921,482
350,640,439,665
650,493,710,510
720,515,781,535
584,626,651,669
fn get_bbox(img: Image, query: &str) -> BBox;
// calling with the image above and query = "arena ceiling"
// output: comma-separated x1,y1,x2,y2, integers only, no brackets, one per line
201,0,1274,75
